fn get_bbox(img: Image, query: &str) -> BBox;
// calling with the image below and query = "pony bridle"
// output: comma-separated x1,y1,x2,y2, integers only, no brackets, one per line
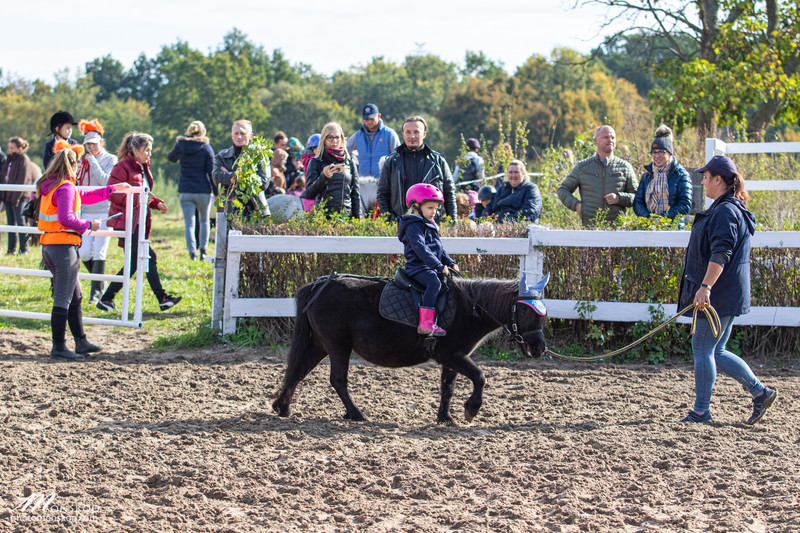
507,298,545,358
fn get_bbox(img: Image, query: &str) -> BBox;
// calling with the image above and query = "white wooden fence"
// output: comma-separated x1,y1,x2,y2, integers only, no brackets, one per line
704,138,800,207
215,228,800,335
210,138,800,335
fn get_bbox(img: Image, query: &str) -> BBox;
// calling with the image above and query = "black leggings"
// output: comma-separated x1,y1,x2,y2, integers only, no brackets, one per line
102,225,165,303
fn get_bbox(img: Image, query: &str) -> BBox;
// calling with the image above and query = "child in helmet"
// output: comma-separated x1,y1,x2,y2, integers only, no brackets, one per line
474,184,496,218
397,183,459,336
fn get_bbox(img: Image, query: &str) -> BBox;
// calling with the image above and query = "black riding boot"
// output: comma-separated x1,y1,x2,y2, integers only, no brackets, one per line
68,300,103,355
89,260,105,304
51,307,83,360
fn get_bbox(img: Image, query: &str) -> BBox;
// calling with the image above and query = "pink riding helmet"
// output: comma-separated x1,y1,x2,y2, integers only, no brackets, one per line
406,183,444,207
466,190,478,207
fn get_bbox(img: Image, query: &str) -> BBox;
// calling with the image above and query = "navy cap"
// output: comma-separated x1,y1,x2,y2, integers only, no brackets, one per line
695,155,737,179
466,138,480,150
362,103,379,119
307,133,321,147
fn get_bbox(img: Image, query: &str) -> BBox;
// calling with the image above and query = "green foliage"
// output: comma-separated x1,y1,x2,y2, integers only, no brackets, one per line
259,81,357,143
223,322,268,348
626,0,800,136
224,136,273,215
511,48,651,154
474,345,523,362
154,49,270,149
592,31,699,98
462,51,507,80
625,305,691,364
437,77,513,160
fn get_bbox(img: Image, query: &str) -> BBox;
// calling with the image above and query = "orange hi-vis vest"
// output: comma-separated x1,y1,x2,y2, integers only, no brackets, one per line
38,180,82,245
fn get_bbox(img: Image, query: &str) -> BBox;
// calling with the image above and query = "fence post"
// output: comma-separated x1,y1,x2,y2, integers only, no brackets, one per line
521,225,544,283
211,204,228,333
222,230,242,336
704,138,727,209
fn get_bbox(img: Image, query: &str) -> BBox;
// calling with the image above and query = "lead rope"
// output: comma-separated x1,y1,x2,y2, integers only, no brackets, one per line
543,304,721,362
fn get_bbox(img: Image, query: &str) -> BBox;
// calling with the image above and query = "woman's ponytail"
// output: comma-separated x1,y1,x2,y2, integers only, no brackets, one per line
731,172,750,204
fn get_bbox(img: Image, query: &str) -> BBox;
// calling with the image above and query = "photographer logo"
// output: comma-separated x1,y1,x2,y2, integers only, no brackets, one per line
10,492,99,524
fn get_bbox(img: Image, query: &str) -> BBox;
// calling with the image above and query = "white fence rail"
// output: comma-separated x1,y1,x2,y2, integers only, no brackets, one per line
216,228,800,335
0,184,150,328
704,139,800,207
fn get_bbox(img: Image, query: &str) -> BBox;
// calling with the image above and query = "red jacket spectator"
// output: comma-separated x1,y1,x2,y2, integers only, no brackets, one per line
107,154,163,244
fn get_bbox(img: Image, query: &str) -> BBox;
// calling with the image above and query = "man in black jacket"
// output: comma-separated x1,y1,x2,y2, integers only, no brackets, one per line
377,116,456,221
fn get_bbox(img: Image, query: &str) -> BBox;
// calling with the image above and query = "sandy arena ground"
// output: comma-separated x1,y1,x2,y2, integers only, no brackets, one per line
0,326,798,532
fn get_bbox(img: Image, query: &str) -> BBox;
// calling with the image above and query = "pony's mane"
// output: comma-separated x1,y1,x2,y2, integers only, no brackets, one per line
454,278,517,317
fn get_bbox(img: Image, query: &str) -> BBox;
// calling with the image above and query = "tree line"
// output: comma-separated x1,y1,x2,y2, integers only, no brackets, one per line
0,0,797,182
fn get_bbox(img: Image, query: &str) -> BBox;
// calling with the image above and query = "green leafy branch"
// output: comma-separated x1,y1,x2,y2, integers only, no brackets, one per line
224,136,273,213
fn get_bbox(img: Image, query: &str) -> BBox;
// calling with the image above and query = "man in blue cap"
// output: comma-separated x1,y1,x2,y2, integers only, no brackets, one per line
346,103,400,178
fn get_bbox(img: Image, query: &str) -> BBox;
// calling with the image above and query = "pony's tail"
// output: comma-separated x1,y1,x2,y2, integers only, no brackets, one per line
273,282,320,416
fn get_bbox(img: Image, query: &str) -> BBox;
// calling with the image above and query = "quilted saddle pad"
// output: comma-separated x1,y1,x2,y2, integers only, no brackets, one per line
378,281,456,329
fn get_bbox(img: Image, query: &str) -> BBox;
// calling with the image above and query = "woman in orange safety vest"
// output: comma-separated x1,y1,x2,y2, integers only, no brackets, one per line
35,141,129,360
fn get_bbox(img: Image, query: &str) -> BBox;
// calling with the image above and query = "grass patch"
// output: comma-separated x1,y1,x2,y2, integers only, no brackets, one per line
474,345,524,362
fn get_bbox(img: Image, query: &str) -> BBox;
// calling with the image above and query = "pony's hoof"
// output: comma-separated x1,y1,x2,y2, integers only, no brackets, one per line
343,411,365,421
272,401,289,417
437,415,455,426
464,408,475,423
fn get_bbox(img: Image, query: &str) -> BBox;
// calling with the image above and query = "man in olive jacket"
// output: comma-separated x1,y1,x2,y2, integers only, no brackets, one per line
557,125,638,226
377,116,456,221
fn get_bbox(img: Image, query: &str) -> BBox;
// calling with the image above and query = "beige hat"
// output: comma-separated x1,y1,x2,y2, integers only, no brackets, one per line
83,131,102,144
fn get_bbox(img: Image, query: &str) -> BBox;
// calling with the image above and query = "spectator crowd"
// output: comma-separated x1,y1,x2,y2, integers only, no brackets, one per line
1,106,698,278
2,104,698,261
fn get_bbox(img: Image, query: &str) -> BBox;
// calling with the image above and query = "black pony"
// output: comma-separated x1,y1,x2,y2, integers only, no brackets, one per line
273,273,550,424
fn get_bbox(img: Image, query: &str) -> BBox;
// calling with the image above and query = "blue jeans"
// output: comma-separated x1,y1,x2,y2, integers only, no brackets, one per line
5,198,28,253
179,193,213,257
692,315,765,413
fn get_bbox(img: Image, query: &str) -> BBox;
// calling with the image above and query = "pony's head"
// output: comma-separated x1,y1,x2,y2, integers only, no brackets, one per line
513,273,550,358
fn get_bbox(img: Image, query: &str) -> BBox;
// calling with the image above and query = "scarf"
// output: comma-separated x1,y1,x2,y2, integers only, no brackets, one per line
646,159,672,216
321,147,346,164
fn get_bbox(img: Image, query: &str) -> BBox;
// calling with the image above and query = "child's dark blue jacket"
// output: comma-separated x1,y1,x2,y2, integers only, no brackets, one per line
397,214,455,276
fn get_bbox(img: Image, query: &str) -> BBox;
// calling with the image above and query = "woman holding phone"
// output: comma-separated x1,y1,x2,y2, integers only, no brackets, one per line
36,142,130,359
303,122,361,218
